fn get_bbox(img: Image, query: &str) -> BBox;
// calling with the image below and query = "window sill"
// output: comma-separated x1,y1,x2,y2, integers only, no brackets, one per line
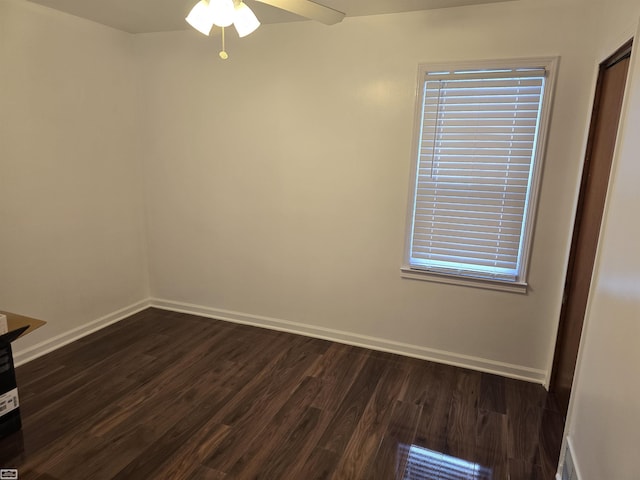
400,267,528,294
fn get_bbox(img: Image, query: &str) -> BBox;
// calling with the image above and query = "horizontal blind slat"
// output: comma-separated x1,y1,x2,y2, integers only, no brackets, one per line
425,68,546,81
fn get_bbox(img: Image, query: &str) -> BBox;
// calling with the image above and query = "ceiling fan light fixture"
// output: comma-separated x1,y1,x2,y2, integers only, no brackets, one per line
185,0,215,35
233,2,260,38
210,0,236,27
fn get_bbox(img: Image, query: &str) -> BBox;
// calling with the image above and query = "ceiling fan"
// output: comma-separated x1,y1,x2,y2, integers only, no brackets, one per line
186,0,345,59
254,0,345,25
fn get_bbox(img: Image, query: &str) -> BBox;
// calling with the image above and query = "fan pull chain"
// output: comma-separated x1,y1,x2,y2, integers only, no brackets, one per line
219,27,228,60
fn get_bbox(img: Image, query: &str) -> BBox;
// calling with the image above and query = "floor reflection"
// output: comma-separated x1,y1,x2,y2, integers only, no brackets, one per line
401,444,492,480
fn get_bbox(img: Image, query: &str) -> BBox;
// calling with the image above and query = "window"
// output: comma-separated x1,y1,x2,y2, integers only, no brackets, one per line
403,58,558,292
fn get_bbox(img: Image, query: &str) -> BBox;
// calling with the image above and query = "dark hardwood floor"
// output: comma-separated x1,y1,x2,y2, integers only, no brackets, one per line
0,308,564,479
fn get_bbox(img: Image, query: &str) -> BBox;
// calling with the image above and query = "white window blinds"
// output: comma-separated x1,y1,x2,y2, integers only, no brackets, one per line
408,66,547,282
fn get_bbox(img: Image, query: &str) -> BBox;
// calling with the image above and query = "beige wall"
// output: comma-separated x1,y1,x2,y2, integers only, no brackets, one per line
561,2,640,478
137,0,596,381
0,1,149,357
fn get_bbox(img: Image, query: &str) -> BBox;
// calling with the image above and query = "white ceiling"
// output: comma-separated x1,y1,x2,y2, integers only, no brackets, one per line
26,0,515,34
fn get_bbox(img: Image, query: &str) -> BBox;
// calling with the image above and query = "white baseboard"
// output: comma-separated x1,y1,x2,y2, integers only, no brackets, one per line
12,299,151,366
562,436,583,480
12,297,548,384
150,298,547,384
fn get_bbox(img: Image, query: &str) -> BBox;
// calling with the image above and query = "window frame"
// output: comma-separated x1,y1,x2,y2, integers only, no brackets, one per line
402,57,559,293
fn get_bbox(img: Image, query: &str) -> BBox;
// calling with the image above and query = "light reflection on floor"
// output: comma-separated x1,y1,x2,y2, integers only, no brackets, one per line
401,444,493,480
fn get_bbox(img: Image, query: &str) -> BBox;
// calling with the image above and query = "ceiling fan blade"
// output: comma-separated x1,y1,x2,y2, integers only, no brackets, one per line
255,0,345,25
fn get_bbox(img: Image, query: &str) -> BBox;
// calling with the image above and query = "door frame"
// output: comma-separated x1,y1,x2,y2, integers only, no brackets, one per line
549,39,633,404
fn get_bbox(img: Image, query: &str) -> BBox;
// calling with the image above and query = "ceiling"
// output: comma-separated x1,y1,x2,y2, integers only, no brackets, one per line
26,0,514,34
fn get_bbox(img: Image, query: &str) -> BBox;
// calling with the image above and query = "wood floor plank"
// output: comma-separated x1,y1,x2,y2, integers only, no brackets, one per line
309,345,369,413
479,372,507,414
88,328,244,437
18,348,156,417
411,362,457,453
508,458,547,480
202,337,324,473
506,386,544,465
475,409,508,472
192,465,227,480
365,399,422,479
110,387,235,480
11,333,247,476
150,422,231,480
315,353,387,455
42,424,158,480
14,374,138,476
92,361,235,440
294,447,341,480
0,308,566,480
234,406,322,480
445,369,481,462
224,376,323,478
330,364,408,480
536,408,565,477
399,358,438,406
